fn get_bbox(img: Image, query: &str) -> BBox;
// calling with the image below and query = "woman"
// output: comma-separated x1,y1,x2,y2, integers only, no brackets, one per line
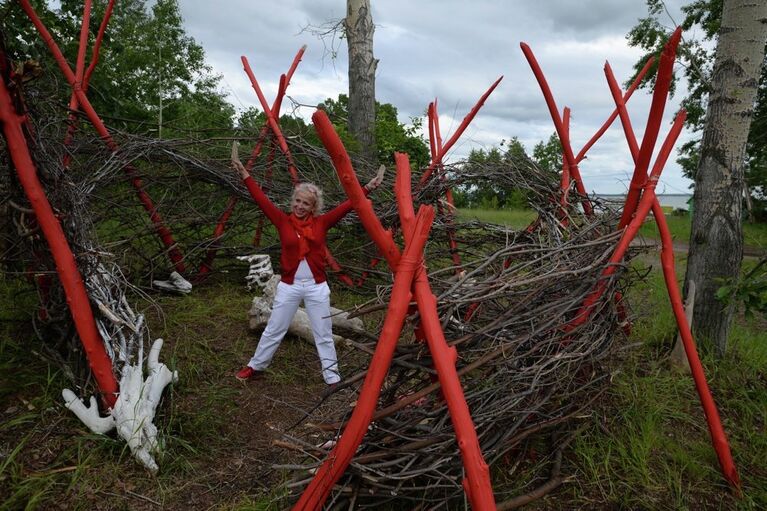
232,143,384,386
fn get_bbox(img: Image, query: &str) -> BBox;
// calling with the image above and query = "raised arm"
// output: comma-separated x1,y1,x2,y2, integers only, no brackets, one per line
321,165,385,228
232,142,285,225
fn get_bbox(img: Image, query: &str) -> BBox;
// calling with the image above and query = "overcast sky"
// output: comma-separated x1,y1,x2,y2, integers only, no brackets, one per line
178,0,694,195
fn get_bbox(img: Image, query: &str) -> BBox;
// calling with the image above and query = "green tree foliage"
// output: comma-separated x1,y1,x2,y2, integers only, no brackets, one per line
626,0,766,215
532,133,563,173
453,137,532,210
318,94,429,168
6,0,234,136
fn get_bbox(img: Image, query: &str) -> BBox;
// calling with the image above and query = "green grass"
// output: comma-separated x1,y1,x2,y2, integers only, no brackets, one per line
566,259,767,509
0,277,283,510
457,208,537,229
456,208,767,251
639,212,767,249
2,249,766,508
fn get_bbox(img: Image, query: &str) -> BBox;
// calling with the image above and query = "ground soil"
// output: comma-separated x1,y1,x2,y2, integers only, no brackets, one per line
0,282,356,510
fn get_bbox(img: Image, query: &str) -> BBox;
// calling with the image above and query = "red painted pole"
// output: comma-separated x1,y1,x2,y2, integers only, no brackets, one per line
293,206,434,511
654,197,741,491
0,75,118,409
566,110,686,330
559,107,572,220
312,109,497,509
427,102,437,157
18,0,185,273
604,63,640,156
432,99,444,155
323,247,355,287
573,56,655,163
618,27,681,229
83,0,116,90
245,45,306,173
195,196,238,281
61,0,92,169
523,56,655,235
419,77,503,186
199,47,305,277
604,66,740,490
241,56,299,183
428,99,463,271
520,42,594,217
62,0,116,170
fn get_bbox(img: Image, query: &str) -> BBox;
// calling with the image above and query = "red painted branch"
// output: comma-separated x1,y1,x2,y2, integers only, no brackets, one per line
245,45,305,172
241,56,299,183
427,99,462,271
396,153,492,505
432,98,443,155
559,107,571,219
83,0,115,89
427,102,436,157
605,70,740,488
573,56,655,163
395,153,417,237
323,247,354,287
419,77,502,186
195,196,238,281
0,75,117,408
208,47,305,274
653,201,741,491
566,109,686,331
19,0,185,273
618,27,681,229
312,110,496,509
63,0,115,170
61,0,92,169
604,62,640,160
519,42,593,216
293,207,433,511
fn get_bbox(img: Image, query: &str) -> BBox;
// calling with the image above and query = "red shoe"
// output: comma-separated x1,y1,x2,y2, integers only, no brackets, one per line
235,366,263,381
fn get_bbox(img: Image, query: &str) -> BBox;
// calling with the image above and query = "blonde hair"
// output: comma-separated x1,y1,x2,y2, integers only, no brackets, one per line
292,182,324,215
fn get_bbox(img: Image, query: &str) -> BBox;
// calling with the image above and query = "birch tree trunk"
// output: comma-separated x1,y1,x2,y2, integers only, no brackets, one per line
685,0,767,356
345,0,377,162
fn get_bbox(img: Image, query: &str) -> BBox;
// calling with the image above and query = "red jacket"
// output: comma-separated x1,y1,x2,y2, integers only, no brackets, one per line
243,176,368,284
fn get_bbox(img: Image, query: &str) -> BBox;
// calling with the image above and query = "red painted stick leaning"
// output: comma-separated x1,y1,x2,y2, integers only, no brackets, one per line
604,61,741,491
300,109,497,510
0,73,118,409
18,0,185,273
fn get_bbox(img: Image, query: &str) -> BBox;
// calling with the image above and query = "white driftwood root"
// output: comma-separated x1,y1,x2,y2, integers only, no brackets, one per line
62,338,178,473
152,271,192,294
240,254,365,342
247,274,365,342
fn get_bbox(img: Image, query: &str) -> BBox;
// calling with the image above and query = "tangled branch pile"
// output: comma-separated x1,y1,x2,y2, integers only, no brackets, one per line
2,89,637,506
267,158,637,507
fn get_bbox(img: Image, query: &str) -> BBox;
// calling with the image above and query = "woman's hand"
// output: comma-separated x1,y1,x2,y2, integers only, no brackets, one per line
231,141,250,180
364,165,386,191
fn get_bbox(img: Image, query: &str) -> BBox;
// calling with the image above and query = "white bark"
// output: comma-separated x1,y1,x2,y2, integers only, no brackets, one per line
684,0,767,355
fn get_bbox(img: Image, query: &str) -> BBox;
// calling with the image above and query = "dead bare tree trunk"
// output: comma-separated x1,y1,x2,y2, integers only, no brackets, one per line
685,0,767,356
345,0,377,163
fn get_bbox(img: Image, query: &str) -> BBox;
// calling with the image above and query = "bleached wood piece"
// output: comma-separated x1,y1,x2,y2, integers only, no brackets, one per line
62,338,178,473
241,254,365,342
670,280,694,372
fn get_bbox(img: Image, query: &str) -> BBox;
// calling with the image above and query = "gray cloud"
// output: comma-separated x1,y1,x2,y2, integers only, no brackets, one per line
179,0,691,194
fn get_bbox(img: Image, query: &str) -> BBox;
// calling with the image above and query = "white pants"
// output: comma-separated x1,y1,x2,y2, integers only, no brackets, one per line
248,279,340,384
